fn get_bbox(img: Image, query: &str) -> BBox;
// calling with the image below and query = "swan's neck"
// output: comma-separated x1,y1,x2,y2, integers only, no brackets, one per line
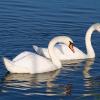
48,36,70,68
85,26,95,58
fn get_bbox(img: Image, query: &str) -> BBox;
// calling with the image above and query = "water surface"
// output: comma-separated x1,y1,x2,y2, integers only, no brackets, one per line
0,0,100,100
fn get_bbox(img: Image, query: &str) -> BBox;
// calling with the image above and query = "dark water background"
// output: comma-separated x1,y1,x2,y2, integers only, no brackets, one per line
0,0,100,100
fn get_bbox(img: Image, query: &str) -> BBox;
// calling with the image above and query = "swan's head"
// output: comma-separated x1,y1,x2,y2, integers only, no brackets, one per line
48,36,75,53
65,37,75,53
93,23,100,32
53,36,75,53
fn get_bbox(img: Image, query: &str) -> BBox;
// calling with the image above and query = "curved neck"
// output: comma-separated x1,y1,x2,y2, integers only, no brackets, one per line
85,25,95,58
48,36,69,68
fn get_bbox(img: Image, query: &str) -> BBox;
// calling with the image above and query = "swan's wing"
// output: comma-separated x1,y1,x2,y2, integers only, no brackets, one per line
73,47,87,59
56,44,87,60
33,45,50,59
13,51,33,62
55,44,65,54
12,52,58,74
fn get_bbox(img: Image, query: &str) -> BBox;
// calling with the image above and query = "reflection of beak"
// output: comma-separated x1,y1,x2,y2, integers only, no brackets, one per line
69,42,75,53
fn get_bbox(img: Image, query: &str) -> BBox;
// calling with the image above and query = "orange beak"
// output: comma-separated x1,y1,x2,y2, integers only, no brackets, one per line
69,42,75,53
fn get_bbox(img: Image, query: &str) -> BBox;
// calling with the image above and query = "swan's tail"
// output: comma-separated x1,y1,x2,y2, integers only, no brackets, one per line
3,57,14,72
33,45,39,52
33,45,50,59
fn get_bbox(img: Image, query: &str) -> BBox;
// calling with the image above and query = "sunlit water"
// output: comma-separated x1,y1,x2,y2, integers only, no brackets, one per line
0,0,100,100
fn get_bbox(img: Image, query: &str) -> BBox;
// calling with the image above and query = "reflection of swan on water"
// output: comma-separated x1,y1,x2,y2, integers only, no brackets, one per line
3,36,74,74
4,70,60,89
83,58,95,79
62,59,85,66
3,67,74,96
33,23,100,60
82,58,99,97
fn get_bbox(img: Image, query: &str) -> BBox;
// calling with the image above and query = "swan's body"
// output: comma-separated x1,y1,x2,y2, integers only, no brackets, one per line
3,36,74,74
33,44,86,60
33,23,100,60
4,51,57,74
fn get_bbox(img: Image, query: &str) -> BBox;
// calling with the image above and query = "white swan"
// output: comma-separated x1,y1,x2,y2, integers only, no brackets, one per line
3,36,74,74
33,23,100,60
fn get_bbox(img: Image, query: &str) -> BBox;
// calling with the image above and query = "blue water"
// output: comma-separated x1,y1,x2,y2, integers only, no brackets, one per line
0,0,100,100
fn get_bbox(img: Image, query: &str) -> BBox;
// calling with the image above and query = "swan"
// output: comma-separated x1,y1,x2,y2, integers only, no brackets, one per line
33,23,100,60
3,36,74,74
